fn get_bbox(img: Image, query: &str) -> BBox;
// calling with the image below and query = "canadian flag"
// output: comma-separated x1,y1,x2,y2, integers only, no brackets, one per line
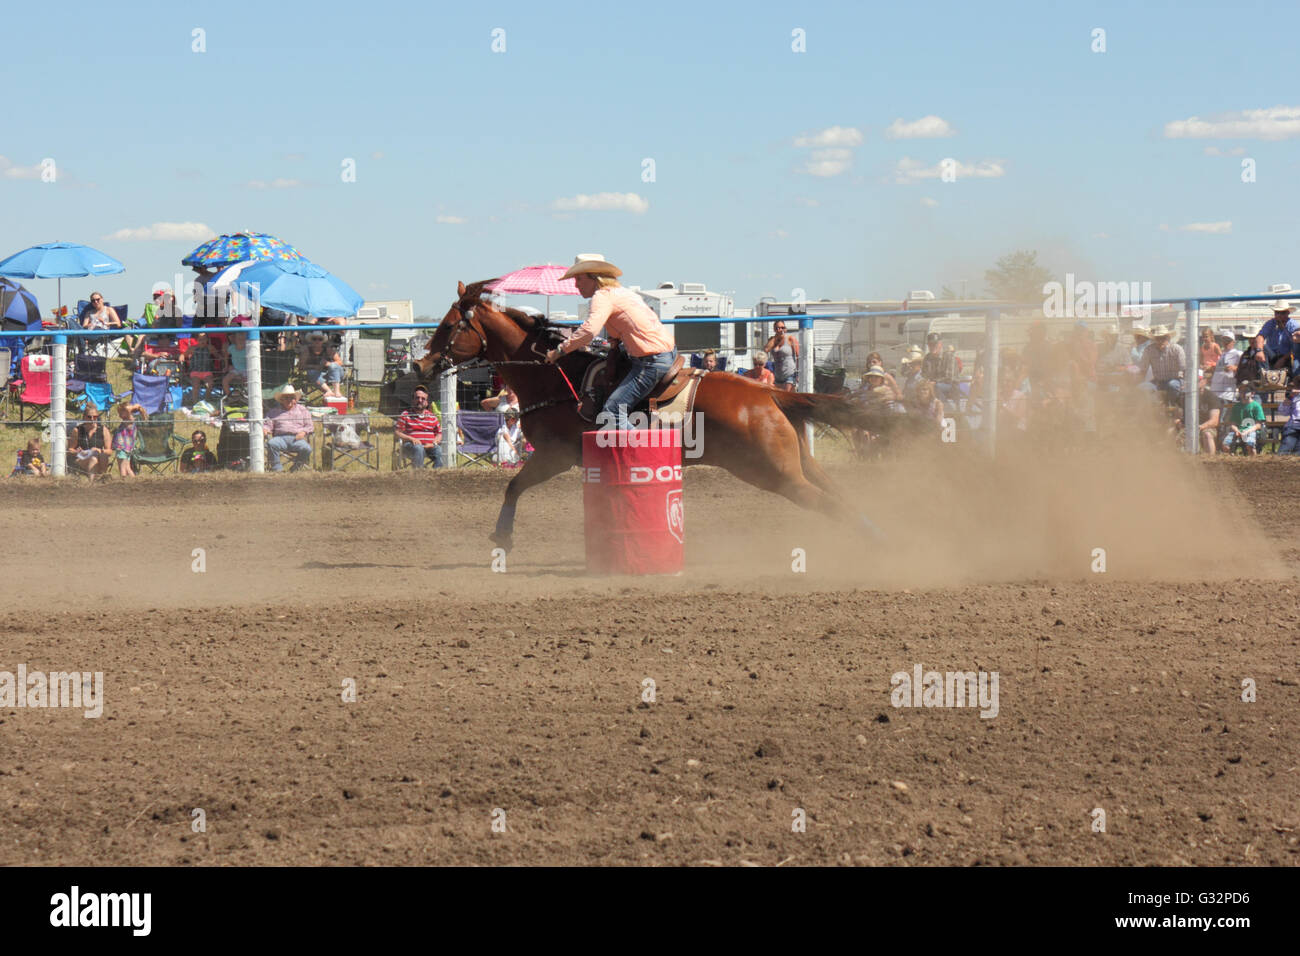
26,354,51,373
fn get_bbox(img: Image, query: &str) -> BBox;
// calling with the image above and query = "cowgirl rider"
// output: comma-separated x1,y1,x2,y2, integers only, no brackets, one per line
545,255,676,430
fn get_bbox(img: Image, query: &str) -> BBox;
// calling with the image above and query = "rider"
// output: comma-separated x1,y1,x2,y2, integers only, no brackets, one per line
545,255,677,430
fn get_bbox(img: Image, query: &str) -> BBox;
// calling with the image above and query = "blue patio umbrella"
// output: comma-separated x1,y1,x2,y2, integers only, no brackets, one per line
235,258,364,318
0,241,125,321
0,278,40,374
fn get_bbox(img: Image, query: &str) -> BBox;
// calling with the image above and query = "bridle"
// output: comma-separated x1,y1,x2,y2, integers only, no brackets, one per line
436,302,489,371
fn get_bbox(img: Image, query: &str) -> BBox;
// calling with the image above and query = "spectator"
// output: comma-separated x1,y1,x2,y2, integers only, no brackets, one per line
1289,326,1300,381
764,320,799,391
81,292,121,331
222,331,249,395
263,383,314,472
1277,386,1300,454
180,430,218,473
18,439,47,476
496,408,524,467
1209,329,1242,402
920,332,960,400
744,350,775,385
1134,325,1186,400
69,404,112,478
1255,301,1299,369
299,331,344,399
481,385,519,413
183,332,216,406
396,385,444,468
700,350,720,372
1129,326,1150,365
1173,379,1222,455
863,351,903,399
1237,334,1269,386
900,346,925,401
907,380,945,425
1223,385,1265,456
855,364,902,407
1199,327,1222,375
110,402,145,478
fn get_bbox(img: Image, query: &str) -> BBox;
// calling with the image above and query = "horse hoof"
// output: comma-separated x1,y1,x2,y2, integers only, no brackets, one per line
489,532,513,552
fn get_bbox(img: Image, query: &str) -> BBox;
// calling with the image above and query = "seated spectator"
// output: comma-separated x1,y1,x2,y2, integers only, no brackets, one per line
182,332,217,406
743,350,774,385
907,380,945,425
396,385,444,468
299,331,344,399
180,430,218,473
899,346,925,401
1289,326,1300,382
1134,325,1185,400
81,292,122,331
1129,327,1151,366
222,331,249,395
1199,327,1222,375
699,349,720,372
854,365,895,405
481,385,519,413
1237,334,1269,386
1223,386,1265,456
1277,386,1300,455
1173,378,1222,455
862,352,903,400
69,404,112,478
1209,328,1242,402
263,384,314,472
1256,301,1298,369
920,332,961,400
17,439,47,476
496,408,524,467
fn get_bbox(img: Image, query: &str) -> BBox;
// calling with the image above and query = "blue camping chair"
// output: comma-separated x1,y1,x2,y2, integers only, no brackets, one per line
130,372,170,414
456,410,502,468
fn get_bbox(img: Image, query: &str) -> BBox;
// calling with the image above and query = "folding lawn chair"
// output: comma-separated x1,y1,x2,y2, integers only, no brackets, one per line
346,336,387,407
321,413,379,471
260,350,297,403
130,373,171,415
13,353,53,423
133,410,184,475
456,410,502,468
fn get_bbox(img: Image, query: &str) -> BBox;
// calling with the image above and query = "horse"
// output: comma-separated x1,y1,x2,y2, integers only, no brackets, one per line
415,280,928,551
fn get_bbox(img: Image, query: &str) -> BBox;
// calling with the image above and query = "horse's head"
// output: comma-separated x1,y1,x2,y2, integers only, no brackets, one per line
415,279,499,380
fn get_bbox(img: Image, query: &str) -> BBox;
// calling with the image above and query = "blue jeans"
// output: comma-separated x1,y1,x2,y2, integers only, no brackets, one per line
1279,424,1300,455
267,435,312,471
403,441,444,468
307,363,343,386
601,349,677,431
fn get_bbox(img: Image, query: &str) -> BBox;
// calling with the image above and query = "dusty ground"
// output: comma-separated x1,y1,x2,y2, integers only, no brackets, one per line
0,448,1297,866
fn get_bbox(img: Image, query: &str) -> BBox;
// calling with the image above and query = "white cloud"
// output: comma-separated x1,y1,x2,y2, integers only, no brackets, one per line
0,156,44,180
793,126,863,148
893,157,1006,184
436,215,467,224
1203,146,1247,156
104,221,213,241
1165,106,1300,140
552,192,649,214
1180,221,1232,234
244,178,303,189
769,229,789,239
920,197,939,208
885,115,956,139
794,197,820,207
802,148,853,177
371,151,385,160
1092,232,1110,239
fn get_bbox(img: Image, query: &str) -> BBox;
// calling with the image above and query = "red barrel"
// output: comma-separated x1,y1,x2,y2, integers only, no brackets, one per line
582,430,684,575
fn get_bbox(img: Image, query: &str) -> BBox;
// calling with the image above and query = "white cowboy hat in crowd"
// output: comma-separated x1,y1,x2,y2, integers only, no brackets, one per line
1271,300,1295,313
1148,324,1175,339
560,254,623,281
275,383,301,399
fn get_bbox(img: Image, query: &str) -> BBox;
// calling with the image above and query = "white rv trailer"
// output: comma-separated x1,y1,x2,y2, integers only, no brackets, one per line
577,282,741,354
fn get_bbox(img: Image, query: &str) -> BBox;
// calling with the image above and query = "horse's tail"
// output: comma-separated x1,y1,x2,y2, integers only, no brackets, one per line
771,390,933,438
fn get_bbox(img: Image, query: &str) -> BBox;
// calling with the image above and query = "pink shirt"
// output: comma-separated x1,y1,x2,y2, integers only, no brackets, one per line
265,401,314,437
562,286,675,358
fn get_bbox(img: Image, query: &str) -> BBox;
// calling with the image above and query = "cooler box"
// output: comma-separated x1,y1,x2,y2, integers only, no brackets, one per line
324,396,348,415
582,429,684,575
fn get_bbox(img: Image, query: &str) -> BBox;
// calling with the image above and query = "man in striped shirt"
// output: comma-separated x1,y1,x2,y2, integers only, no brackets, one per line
396,386,443,468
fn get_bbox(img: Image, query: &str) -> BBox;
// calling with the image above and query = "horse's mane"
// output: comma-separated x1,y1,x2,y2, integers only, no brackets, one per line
457,278,573,350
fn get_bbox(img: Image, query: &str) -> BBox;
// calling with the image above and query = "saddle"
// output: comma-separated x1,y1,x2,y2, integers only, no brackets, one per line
578,353,691,422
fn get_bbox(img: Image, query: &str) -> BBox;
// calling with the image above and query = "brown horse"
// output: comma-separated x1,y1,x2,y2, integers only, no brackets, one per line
416,280,923,551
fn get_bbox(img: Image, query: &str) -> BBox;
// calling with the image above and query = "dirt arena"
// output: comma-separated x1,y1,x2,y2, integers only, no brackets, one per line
1,445,1298,866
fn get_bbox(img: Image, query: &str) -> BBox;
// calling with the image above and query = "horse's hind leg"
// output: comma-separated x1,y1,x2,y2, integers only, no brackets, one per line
489,444,576,552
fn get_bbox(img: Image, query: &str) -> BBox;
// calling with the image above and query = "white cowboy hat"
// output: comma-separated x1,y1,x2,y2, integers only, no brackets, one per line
560,254,622,281
1148,324,1175,338
1270,300,1295,312
1131,326,1150,338
865,365,886,378
274,383,301,398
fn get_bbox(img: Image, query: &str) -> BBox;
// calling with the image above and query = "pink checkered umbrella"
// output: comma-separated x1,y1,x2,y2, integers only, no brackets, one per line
486,264,579,297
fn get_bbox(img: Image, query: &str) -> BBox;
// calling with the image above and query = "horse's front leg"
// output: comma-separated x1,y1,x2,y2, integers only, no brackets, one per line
489,443,578,552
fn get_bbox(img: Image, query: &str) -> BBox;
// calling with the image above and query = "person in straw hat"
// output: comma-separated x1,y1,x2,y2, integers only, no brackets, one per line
1255,299,1299,370
263,383,314,472
545,255,677,429
1133,323,1186,400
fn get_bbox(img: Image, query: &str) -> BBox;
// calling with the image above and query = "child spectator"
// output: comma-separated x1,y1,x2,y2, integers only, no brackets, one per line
1199,327,1222,375
1223,387,1265,456
18,439,47,476
496,409,523,467
183,332,216,406
222,331,248,395
180,430,218,473
111,402,145,477
908,380,945,425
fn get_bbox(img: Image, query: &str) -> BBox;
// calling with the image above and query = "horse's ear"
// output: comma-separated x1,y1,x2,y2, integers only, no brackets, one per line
457,281,466,297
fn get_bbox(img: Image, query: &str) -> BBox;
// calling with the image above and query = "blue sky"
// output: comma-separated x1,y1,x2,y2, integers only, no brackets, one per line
2,0,1298,317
